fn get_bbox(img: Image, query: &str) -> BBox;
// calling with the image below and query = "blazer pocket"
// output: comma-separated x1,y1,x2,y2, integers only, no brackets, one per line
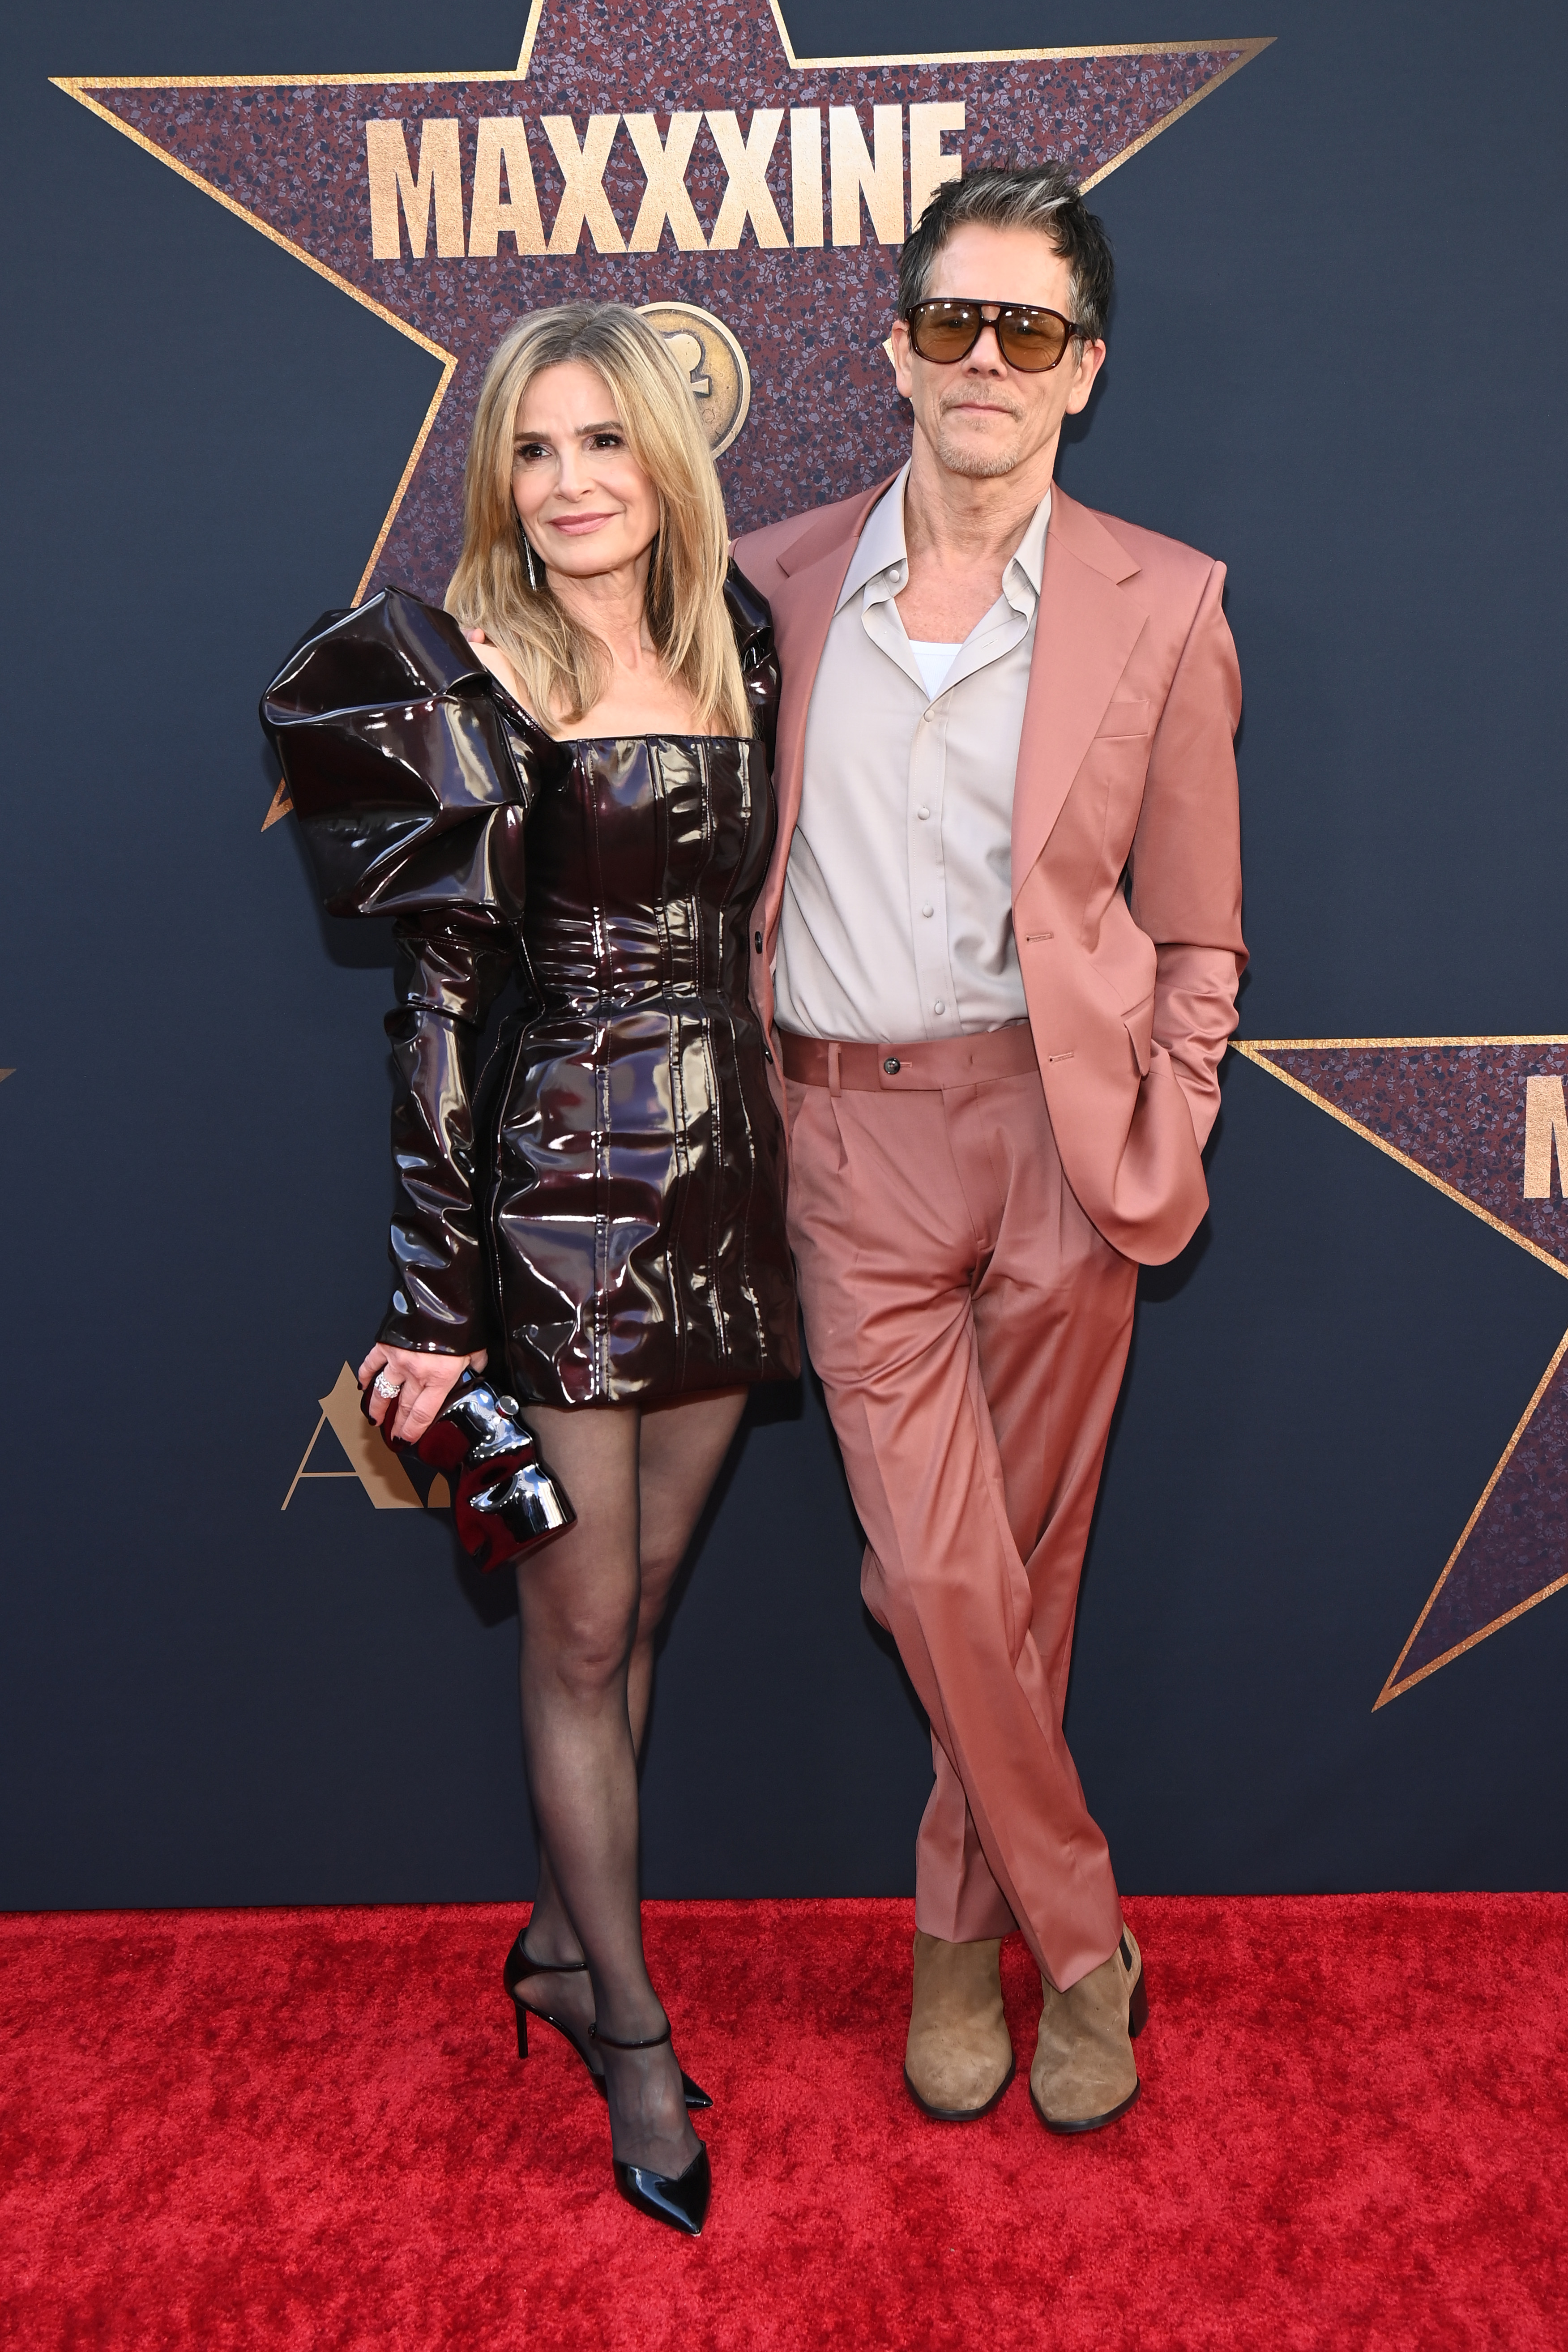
1123,989,1155,1077
1095,699,1150,740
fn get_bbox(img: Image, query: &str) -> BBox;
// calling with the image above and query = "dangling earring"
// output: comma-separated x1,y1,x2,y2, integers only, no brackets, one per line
521,533,544,593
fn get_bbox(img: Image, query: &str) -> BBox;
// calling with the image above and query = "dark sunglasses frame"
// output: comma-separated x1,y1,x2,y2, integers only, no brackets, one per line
904,299,1082,373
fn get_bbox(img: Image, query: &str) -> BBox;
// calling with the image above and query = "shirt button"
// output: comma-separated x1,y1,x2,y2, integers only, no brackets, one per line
921,903,934,918
916,805,930,820
933,1000,946,1015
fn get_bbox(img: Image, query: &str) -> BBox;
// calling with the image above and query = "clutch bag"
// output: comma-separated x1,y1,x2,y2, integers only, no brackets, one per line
364,1367,575,1571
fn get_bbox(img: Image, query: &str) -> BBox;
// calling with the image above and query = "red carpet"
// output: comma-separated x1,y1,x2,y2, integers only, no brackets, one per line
2,1895,1564,2349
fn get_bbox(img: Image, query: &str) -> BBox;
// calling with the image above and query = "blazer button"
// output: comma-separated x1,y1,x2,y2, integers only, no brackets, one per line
753,929,763,952
883,1057,901,1075
762,1043,773,1064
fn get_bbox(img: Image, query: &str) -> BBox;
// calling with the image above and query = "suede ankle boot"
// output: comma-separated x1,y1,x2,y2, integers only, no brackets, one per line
903,1931,1015,2120
1029,1926,1147,2134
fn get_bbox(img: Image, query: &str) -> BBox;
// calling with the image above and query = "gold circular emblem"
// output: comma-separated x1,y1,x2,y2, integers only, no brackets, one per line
638,301,752,458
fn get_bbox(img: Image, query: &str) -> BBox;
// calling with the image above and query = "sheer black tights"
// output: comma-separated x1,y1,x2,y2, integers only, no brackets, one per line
513,1390,746,2178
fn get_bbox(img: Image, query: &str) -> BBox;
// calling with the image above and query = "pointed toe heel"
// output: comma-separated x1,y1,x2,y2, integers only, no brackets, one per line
594,2018,711,2236
612,2144,711,2237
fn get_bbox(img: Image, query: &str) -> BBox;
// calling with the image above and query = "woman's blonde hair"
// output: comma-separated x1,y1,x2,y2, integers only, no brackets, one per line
447,302,748,735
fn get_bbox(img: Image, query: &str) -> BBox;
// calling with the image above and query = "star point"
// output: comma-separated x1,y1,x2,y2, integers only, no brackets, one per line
1238,1037,1568,1702
56,0,1268,610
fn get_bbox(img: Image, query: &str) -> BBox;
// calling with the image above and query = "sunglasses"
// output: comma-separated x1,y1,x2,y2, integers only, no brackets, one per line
904,299,1081,373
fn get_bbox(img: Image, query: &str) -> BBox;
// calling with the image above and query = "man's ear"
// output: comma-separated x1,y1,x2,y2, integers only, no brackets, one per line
1065,337,1107,416
889,316,915,402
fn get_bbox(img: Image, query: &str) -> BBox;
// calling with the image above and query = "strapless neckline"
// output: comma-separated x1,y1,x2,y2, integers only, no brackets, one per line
489,676,751,753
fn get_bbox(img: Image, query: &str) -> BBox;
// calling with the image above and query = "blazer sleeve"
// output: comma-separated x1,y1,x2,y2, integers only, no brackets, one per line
260,589,536,1355
1128,561,1248,1151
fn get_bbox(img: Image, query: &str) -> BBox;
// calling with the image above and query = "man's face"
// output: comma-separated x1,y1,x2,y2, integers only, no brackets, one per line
890,222,1106,481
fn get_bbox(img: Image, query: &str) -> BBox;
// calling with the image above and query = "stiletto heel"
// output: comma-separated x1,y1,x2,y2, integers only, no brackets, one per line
502,1934,712,2108
593,2019,712,2238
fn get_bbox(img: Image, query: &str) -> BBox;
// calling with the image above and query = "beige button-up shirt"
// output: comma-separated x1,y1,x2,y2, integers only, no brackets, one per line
773,465,1050,1045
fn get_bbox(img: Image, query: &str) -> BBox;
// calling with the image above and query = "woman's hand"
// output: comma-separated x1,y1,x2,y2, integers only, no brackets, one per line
358,1342,488,1447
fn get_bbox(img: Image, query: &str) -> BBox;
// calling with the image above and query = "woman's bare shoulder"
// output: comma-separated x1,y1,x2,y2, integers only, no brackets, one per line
461,627,537,721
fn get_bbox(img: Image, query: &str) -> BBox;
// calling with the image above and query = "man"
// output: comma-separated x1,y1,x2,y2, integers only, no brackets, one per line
734,162,1244,2133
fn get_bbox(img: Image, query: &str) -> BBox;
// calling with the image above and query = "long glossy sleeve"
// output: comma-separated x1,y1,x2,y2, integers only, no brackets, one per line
261,589,536,1352
725,561,780,764
379,909,515,1352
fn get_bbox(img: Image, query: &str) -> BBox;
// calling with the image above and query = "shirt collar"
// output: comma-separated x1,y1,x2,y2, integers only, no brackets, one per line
837,463,912,610
835,461,1053,614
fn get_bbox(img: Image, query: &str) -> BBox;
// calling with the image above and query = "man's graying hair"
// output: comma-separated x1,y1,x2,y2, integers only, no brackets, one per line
898,162,1115,346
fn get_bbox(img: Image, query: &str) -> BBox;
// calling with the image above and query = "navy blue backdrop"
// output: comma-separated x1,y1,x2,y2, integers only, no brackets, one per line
4,0,1567,1908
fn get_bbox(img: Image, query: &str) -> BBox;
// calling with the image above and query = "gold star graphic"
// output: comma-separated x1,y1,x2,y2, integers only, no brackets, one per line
51,0,1270,825
1236,1037,1568,1704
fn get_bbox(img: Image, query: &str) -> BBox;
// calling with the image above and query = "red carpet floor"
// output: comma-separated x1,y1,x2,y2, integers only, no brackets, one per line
2,1895,1565,2349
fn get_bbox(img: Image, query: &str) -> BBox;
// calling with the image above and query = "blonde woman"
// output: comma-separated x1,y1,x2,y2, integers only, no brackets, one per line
263,303,798,2237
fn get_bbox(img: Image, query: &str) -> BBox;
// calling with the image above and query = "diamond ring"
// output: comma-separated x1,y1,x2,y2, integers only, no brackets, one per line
372,1371,403,1399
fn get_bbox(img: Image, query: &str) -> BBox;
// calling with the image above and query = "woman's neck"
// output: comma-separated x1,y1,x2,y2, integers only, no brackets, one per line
549,552,657,680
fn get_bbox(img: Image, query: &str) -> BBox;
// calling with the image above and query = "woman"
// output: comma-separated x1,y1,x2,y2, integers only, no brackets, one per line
262,303,798,2238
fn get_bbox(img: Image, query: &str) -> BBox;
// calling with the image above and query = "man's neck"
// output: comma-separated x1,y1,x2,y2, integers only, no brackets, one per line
901,431,1058,577
894,433,1057,644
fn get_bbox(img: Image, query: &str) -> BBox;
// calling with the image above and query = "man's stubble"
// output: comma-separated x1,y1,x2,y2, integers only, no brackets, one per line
931,392,1032,480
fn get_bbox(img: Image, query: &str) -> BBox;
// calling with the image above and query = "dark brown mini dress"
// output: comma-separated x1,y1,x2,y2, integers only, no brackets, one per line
262,569,799,1407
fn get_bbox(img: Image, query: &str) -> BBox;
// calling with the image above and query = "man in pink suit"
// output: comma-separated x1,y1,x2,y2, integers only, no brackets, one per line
734,162,1245,2133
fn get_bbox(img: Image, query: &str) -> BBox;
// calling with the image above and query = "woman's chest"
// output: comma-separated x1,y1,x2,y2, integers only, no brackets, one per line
526,737,769,914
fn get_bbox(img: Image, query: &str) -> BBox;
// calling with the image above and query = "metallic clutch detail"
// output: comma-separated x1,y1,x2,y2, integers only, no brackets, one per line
363,1368,575,1571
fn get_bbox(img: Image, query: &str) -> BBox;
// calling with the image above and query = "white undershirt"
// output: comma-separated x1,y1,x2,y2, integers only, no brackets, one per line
907,639,963,700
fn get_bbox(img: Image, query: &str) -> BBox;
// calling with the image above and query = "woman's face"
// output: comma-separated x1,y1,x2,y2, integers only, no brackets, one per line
510,361,660,581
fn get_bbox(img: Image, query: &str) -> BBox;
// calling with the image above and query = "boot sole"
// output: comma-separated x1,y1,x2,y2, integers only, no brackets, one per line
903,2053,1016,2123
1030,2073,1141,2135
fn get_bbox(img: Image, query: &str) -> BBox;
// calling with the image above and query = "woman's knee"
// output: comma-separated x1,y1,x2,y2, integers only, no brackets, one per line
526,1591,637,1697
633,1545,683,1639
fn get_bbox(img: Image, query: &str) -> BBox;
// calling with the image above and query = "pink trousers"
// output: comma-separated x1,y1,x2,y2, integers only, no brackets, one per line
785,1038,1137,1991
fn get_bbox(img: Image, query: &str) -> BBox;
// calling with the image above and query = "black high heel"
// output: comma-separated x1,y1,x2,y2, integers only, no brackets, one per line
593,2019,712,2239
502,1934,712,2109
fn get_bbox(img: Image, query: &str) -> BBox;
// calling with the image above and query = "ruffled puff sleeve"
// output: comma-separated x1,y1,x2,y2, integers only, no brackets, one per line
261,589,541,1359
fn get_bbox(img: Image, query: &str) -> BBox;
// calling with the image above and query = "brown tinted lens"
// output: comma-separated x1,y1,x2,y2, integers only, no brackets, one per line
908,302,981,361
995,307,1072,371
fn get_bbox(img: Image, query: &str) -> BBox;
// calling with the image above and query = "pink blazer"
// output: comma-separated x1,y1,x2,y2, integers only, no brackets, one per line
734,478,1247,1267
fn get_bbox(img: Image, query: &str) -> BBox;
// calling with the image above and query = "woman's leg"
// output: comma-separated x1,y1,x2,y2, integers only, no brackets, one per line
525,1390,748,1979
512,1392,746,2175
628,1386,749,1743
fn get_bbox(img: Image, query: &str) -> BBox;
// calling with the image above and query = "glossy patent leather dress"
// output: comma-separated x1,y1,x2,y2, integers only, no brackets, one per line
262,573,798,1407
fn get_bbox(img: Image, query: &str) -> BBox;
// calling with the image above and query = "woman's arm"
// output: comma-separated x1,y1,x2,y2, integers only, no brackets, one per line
261,591,536,1436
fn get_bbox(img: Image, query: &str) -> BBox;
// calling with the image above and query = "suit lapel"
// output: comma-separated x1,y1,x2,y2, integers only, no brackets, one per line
1012,488,1148,884
765,476,897,904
